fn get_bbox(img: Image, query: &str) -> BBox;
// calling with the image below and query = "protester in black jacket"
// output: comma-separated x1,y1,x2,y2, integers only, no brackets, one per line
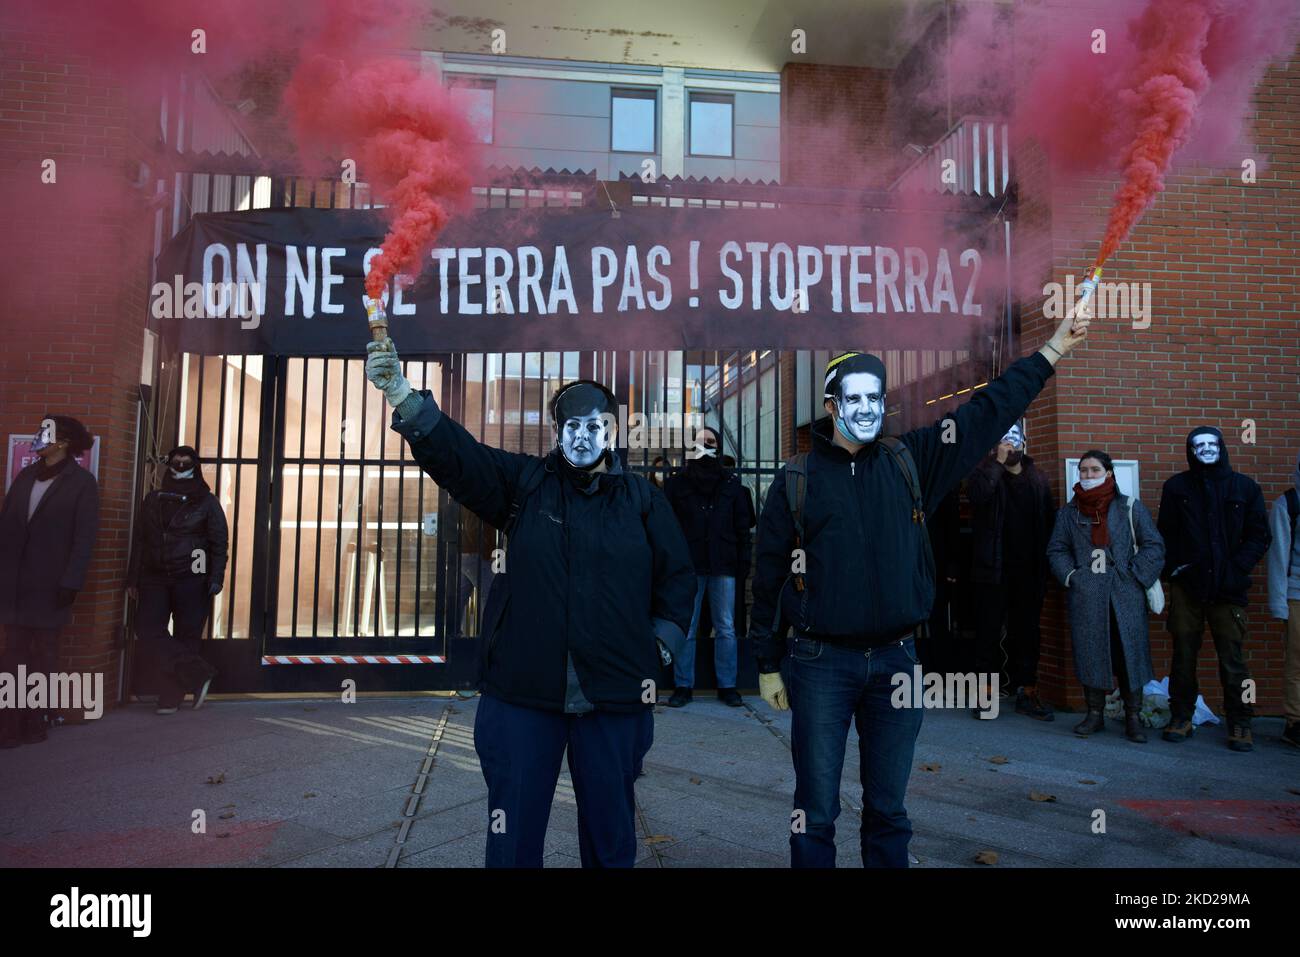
750,307,1089,869
0,415,99,748
965,422,1057,720
1157,426,1271,750
367,337,694,868
127,446,227,714
663,428,756,707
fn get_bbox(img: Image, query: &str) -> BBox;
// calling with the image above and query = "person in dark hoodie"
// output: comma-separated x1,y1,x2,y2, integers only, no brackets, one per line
365,336,695,868
663,427,756,707
0,415,99,748
749,306,1089,869
965,420,1057,720
1266,448,1300,748
1157,427,1270,751
126,446,227,714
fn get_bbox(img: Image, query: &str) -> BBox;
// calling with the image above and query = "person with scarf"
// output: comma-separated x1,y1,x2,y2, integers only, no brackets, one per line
966,421,1057,720
1157,427,1270,751
663,427,756,707
1265,448,1300,748
1047,450,1165,741
0,415,99,748
366,338,694,867
126,446,227,714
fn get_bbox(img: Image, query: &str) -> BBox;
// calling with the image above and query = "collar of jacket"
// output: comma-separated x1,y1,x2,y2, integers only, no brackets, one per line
548,447,624,495
810,416,878,463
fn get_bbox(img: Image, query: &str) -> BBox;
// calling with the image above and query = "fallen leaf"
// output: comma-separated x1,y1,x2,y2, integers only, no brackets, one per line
689,776,702,785
216,832,230,839
218,811,235,820
303,792,317,799
644,835,674,845
1028,791,1057,803
1078,779,1097,785
206,772,225,785
974,850,999,865
920,763,941,772
302,706,317,712
988,755,1009,765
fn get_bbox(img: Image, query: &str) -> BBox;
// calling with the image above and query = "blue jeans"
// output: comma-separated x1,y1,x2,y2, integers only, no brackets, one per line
781,635,924,868
474,693,653,868
674,574,738,688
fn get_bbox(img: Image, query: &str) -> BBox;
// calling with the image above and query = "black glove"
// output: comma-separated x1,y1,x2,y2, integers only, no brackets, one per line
208,579,223,596
56,587,78,608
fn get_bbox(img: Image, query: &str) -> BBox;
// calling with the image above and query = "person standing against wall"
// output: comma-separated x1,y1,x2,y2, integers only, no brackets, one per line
1266,448,1300,748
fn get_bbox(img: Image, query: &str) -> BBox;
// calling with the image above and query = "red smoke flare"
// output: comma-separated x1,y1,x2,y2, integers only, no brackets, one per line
1096,0,1214,265
284,52,478,302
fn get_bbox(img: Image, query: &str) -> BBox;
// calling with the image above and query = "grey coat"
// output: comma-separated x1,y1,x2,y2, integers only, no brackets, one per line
0,460,100,629
1046,494,1165,691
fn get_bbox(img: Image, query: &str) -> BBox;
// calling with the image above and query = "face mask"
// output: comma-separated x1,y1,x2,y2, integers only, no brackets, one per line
1191,436,1220,464
1079,475,1106,491
170,463,195,479
30,422,55,453
832,372,884,444
557,409,610,470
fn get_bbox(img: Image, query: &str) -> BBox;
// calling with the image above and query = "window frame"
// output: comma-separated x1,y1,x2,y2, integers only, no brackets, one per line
447,76,496,145
609,86,659,155
687,91,735,159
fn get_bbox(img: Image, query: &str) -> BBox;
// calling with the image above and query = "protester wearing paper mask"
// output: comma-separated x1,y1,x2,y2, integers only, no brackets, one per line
366,339,694,867
966,420,1056,721
663,428,756,708
1047,450,1164,742
0,415,100,748
1157,426,1271,751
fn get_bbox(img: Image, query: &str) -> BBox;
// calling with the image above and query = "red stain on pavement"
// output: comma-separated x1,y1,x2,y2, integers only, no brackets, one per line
0,820,285,867
1118,800,1300,836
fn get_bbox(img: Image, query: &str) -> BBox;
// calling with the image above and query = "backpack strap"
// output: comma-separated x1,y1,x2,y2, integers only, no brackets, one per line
784,453,810,592
503,458,548,542
878,436,925,526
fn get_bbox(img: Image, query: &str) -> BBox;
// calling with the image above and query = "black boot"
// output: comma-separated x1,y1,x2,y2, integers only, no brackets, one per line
1120,686,1147,743
1073,688,1106,736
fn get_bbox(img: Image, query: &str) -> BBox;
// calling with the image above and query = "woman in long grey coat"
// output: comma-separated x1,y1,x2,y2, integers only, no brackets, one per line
1047,449,1164,742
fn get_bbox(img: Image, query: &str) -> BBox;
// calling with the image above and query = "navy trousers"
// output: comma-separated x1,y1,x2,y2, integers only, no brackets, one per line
474,693,652,868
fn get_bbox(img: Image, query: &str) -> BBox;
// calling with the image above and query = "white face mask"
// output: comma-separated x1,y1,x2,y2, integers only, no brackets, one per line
1192,435,1220,464
557,409,611,469
833,372,884,444
1079,475,1106,491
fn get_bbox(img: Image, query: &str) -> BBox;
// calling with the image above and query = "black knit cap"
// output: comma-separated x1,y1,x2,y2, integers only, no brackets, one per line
823,352,887,402
41,414,93,455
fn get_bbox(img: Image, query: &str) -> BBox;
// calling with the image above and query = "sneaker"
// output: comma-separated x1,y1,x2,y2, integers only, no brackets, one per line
1283,722,1300,749
1015,688,1055,722
156,705,179,715
717,688,743,707
1227,723,1254,753
192,676,214,711
667,687,693,708
1162,718,1194,743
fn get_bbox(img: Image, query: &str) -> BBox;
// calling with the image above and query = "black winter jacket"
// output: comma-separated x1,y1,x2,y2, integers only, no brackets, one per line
127,479,229,587
1156,428,1270,606
750,352,1056,671
965,453,1055,589
392,390,696,713
663,464,756,577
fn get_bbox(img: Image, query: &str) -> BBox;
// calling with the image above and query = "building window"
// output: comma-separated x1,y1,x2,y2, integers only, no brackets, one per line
611,88,657,153
689,92,733,157
448,79,494,144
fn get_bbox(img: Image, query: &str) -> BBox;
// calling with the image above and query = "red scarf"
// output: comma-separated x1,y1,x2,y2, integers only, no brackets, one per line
1072,474,1117,547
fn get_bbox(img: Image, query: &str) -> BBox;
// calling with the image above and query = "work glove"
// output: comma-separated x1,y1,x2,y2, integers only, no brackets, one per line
759,671,789,711
365,337,413,409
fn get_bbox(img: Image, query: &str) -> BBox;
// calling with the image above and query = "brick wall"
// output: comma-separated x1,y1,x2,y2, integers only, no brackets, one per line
1014,49,1300,713
0,1,155,713
780,62,898,189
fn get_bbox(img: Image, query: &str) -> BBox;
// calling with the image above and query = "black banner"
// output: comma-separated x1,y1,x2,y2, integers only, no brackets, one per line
152,206,1004,355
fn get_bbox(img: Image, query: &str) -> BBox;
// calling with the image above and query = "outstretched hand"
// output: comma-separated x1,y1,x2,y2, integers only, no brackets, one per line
365,337,413,408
